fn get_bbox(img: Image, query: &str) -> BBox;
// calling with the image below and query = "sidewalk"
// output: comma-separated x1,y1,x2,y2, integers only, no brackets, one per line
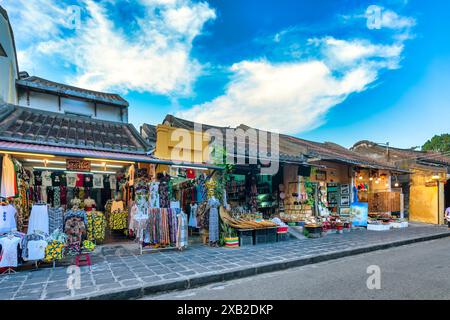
1,224,449,300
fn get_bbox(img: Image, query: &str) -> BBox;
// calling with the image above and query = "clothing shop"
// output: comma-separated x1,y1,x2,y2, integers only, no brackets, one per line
130,162,224,253
0,104,227,272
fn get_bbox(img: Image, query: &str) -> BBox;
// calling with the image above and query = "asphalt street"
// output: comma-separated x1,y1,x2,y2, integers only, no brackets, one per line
142,237,450,300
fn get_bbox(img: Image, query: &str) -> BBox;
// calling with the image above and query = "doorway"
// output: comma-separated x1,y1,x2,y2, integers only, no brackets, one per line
445,180,450,211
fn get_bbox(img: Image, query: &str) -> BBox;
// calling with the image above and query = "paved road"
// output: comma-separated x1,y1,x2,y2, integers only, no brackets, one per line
143,237,450,300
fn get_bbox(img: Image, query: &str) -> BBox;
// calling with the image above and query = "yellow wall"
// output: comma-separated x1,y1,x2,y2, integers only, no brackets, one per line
155,124,210,163
409,169,442,224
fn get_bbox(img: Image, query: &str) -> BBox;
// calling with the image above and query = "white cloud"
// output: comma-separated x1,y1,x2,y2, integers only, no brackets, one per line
177,36,405,134
373,6,416,30
177,7,414,134
2,0,216,95
309,37,404,69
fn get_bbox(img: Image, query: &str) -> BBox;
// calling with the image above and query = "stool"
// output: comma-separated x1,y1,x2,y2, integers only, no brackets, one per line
75,253,92,271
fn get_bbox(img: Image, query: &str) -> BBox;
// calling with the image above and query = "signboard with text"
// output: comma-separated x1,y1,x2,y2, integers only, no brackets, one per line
66,159,91,172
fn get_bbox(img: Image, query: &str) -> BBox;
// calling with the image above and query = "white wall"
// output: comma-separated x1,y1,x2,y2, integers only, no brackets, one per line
96,103,123,122
18,90,125,122
18,91,59,112
0,13,18,104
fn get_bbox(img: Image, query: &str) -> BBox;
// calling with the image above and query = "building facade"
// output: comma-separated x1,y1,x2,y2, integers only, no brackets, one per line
352,140,450,224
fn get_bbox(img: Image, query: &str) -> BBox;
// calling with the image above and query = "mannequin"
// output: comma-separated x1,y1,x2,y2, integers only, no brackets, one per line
84,196,96,212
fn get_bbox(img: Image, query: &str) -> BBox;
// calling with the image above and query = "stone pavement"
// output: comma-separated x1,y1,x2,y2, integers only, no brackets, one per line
0,224,449,300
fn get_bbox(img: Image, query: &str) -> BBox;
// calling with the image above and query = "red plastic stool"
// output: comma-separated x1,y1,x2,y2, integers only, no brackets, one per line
75,253,92,271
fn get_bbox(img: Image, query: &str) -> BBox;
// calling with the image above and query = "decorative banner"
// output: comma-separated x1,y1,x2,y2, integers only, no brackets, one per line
66,159,91,172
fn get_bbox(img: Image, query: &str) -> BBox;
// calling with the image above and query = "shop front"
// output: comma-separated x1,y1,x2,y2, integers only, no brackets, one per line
0,105,229,273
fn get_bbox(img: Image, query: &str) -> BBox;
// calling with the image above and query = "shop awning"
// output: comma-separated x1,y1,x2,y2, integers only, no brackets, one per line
0,140,224,170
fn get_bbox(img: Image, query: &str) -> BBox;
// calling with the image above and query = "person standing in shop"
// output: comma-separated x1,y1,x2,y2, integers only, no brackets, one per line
445,207,450,228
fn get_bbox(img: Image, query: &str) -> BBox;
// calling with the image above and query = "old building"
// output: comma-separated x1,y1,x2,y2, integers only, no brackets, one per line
0,4,129,123
352,140,450,224
16,74,129,123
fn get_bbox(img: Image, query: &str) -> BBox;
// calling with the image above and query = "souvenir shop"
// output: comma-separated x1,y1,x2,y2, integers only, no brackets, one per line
353,168,408,231
0,148,222,272
279,162,407,236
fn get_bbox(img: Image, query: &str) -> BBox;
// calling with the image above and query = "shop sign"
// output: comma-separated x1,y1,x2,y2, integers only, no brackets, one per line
66,159,91,172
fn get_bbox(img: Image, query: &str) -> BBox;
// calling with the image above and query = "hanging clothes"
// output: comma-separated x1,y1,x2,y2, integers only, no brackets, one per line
0,204,17,233
188,203,198,228
48,207,64,234
86,211,106,242
0,235,21,267
28,204,49,235
177,211,188,249
149,182,160,208
109,210,128,230
1,155,16,198
208,197,220,243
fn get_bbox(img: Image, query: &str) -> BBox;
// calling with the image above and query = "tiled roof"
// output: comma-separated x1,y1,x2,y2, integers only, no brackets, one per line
16,76,129,107
0,103,149,154
285,137,401,170
140,123,157,149
159,115,399,170
352,140,450,167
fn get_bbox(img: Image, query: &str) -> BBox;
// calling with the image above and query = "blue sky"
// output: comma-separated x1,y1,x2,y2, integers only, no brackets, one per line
2,0,450,148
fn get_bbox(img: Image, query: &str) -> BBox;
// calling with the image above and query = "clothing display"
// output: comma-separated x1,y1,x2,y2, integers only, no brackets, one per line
66,173,77,188
41,171,52,187
1,155,16,198
177,211,188,249
128,165,135,186
48,207,64,234
208,197,220,242
28,204,49,235
149,182,160,208
111,200,124,212
75,174,84,188
0,204,17,233
33,171,42,186
25,239,47,261
86,211,106,242
64,216,86,252
158,173,170,208
44,240,65,262
93,174,104,189
0,235,21,267
84,197,96,211
188,204,198,228
83,174,93,188
109,210,128,230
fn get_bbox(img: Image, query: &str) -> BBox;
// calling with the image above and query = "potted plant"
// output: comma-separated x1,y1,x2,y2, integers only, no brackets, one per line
221,222,239,248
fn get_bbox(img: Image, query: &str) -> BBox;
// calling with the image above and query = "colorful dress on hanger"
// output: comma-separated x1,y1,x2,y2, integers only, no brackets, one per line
149,182,160,208
188,204,198,228
208,198,220,242
86,211,106,242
